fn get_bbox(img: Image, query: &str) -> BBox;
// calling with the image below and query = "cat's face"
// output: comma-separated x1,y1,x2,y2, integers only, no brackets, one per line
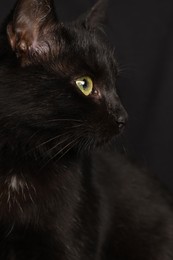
0,0,127,158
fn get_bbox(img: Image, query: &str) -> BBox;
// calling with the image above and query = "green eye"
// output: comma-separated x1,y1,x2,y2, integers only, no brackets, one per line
75,76,93,96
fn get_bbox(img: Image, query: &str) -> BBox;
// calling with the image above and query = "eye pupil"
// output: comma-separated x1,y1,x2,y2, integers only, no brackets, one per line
82,79,88,89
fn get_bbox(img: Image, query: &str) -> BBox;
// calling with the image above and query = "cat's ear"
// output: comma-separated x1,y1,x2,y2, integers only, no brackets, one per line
81,0,108,29
7,0,58,66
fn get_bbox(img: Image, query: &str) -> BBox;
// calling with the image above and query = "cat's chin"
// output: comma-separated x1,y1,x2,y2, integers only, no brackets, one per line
93,127,126,151
76,133,121,154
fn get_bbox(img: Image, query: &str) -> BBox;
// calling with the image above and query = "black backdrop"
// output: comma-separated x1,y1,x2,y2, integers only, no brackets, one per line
0,0,173,191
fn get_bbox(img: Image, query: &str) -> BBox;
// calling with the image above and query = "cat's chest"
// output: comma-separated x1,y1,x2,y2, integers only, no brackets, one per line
0,173,40,222
0,164,82,226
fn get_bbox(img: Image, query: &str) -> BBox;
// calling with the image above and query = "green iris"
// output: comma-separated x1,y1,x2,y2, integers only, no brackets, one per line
75,76,93,96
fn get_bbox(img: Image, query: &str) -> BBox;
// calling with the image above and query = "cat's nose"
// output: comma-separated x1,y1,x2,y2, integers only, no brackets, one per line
116,110,128,131
106,95,128,132
117,116,126,130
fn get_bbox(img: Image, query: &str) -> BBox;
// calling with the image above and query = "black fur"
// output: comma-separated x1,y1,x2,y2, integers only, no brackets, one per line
0,0,172,259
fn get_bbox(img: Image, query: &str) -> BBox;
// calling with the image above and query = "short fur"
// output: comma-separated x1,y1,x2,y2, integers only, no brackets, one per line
0,0,172,259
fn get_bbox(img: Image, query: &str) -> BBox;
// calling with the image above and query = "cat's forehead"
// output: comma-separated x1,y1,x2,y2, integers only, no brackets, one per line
50,24,118,80
59,25,111,58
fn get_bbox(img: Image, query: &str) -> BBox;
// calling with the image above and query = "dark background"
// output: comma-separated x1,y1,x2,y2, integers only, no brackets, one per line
1,0,173,191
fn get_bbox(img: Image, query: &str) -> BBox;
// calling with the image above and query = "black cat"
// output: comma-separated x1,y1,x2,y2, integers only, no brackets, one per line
0,0,172,259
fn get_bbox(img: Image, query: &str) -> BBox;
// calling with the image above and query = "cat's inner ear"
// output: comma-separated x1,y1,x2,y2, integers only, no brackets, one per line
82,0,108,29
7,0,58,66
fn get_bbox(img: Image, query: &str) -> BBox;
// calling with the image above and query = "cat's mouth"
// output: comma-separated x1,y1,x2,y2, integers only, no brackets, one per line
85,118,127,150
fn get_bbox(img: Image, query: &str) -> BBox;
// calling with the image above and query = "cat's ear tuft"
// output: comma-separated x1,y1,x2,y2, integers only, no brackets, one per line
7,0,58,66
83,0,108,29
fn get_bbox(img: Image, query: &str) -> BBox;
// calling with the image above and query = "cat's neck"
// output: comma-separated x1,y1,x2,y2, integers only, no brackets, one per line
0,144,79,176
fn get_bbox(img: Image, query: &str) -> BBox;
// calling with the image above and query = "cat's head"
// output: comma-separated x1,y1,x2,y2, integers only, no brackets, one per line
0,0,127,159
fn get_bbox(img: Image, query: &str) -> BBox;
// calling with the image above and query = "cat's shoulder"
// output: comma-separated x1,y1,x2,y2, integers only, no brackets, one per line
91,150,173,214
